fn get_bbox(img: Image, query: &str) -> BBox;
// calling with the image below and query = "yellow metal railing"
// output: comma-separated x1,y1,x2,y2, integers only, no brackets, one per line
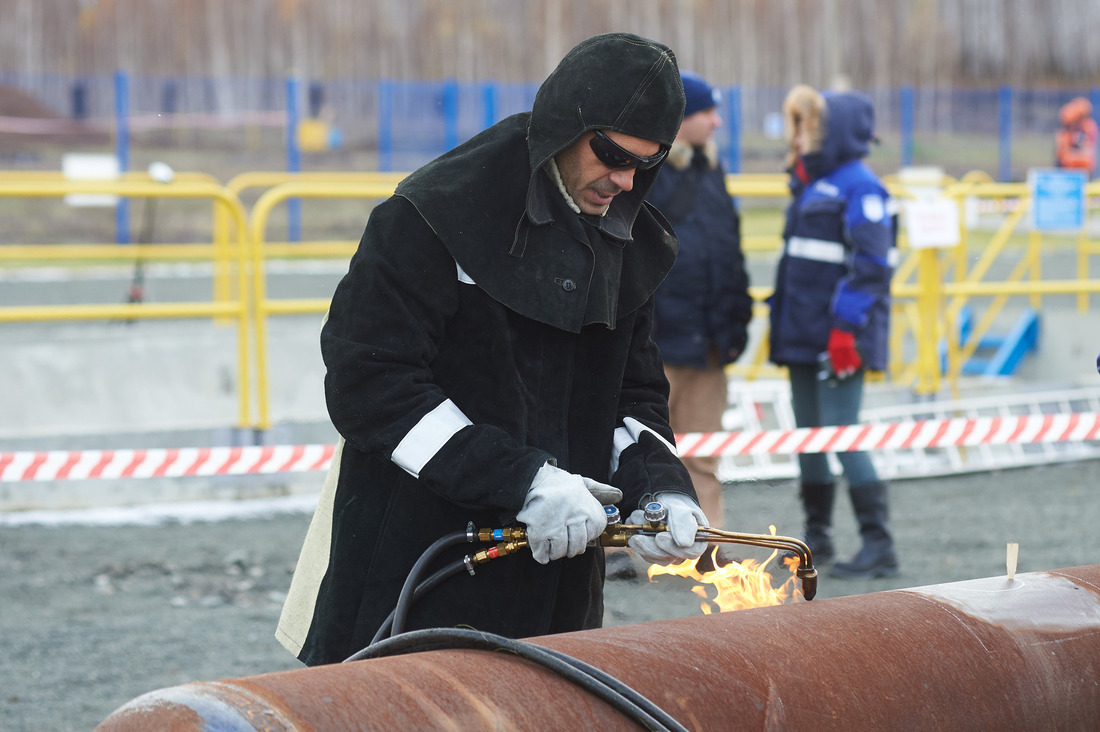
244,171,1100,426
248,180,401,429
6,170,1100,431
0,178,254,427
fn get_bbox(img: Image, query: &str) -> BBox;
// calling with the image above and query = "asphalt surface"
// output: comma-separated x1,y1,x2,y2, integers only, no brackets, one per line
3,458,1099,731
3,228,1099,729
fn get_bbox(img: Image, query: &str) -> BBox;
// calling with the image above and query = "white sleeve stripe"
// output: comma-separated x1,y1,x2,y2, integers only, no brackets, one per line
456,261,476,284
391,399,473,478
609,426,633,475
609,417,679,475
624,416,679,456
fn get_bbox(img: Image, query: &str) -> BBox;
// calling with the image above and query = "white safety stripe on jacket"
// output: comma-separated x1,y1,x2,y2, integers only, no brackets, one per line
785,236,846,264
391,399,473,478
609,416,679,476
787,236,899,267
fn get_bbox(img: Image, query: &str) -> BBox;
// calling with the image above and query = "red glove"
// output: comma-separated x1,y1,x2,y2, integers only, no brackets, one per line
827,329,862,378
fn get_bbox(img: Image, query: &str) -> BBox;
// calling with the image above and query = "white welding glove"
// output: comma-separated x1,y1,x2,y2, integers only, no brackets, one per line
517,462,623,565
627,492,710,566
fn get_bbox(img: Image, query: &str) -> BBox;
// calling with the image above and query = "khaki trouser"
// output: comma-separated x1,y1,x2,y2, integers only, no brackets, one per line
664,353,727,529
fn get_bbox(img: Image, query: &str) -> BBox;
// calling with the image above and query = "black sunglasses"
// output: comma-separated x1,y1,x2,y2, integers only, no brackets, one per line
589,130,668,170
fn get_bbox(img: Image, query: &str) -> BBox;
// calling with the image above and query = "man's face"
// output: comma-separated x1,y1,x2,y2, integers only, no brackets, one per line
555,130,663,216
676,107,722,146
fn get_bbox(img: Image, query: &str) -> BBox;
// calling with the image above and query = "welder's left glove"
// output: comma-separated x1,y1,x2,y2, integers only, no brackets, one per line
518,462,622,565
626,492,709,566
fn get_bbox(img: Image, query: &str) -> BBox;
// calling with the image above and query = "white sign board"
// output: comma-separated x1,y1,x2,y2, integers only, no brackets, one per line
904,197,960,249
62,153,119,207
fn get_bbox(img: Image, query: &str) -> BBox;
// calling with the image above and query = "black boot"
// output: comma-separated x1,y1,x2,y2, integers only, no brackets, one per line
830,481,899,579
800,481,836,565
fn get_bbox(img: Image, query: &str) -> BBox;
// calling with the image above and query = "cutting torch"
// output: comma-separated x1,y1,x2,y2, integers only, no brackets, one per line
468,501,818,601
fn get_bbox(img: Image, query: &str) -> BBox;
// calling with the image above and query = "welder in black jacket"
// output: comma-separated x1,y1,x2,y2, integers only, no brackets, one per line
277,33,709,667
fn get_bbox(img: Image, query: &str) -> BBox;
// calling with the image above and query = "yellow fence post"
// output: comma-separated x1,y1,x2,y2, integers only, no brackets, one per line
915,247,943,396
1077,226,1090,313
1028,228,1042,311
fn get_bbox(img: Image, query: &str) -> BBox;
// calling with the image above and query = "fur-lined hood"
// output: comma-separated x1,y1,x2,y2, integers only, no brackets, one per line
782,84,825,170
783,84,876,176
665,139,719,170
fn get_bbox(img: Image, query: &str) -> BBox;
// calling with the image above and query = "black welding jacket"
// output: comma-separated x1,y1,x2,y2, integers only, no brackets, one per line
276,33,692,666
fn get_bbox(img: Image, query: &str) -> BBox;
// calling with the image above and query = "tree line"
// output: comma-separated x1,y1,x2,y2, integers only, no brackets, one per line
4,0,1100,92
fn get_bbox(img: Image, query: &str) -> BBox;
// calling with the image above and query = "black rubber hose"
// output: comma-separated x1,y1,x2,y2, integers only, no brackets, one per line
365,559,469,647
388,530,470,640
347,627,690,732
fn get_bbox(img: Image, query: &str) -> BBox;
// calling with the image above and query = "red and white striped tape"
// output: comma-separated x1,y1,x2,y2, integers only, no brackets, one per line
676,412,1100,458
3,412,1099,483
0,444,335,483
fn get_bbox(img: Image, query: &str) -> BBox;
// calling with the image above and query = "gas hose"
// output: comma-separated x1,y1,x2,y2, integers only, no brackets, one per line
347,627,691,732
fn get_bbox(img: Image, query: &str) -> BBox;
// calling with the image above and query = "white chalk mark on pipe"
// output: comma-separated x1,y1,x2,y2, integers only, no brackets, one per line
1007,542,1019,581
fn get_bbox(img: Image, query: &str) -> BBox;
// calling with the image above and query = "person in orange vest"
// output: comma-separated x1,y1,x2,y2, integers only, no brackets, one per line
1055,96,1098,175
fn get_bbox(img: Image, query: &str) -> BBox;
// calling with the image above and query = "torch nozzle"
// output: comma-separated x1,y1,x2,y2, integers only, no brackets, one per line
796,565,818,601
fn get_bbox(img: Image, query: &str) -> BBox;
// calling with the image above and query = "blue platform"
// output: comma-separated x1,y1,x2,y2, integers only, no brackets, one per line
943,306,1040,377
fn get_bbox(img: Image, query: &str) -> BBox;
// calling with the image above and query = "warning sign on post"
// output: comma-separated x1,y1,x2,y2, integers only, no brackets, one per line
904,197,961,249
1029,168,1087,231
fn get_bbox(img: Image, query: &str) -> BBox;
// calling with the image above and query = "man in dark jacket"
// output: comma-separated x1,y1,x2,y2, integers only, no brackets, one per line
277,33,709,666
648,71,752,538
769,85,898,580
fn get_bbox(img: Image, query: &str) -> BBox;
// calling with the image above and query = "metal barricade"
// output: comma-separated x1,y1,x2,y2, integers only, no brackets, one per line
0,178,254,427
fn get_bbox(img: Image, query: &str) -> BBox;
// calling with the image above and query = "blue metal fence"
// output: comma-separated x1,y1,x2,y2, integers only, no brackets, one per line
4,71,1100,239
6,71,1099,173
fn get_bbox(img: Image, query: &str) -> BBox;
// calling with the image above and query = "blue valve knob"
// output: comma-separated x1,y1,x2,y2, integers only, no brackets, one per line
604,505,621,525
643,501,667,522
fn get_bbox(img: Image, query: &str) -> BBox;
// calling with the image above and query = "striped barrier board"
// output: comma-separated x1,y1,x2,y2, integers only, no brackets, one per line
677,412,1100,459
0,444,335,483
3,412,1100,483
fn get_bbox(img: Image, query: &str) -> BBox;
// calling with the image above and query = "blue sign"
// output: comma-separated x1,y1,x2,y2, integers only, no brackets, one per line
1029,168,1087,231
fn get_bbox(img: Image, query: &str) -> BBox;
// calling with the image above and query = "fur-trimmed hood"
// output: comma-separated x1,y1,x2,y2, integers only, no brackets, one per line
783,85,876,177
665,139,719,171
782,84,825,170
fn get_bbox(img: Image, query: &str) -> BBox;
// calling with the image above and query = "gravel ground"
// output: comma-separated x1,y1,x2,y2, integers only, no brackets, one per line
3,459,1099,731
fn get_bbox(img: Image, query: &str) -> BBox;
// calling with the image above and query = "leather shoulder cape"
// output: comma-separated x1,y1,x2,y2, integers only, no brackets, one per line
394,113,677,333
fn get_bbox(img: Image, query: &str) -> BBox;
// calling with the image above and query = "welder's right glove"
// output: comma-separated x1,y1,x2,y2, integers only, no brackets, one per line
627,492,709,565
517,462,623,564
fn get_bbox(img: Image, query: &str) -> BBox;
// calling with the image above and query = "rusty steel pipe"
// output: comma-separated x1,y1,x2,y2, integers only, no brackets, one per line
97,564,1100,731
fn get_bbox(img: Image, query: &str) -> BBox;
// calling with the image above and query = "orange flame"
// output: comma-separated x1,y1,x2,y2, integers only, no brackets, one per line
646,525,803,613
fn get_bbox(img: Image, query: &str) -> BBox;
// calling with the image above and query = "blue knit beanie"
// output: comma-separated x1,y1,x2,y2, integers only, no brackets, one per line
681,71,720,117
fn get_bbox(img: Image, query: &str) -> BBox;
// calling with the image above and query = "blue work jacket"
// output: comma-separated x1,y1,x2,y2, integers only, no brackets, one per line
768,93,896,370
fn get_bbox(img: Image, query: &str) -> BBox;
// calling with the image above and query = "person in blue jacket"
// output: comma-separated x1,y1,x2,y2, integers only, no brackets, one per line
769,84,898,579
648,71,753,552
